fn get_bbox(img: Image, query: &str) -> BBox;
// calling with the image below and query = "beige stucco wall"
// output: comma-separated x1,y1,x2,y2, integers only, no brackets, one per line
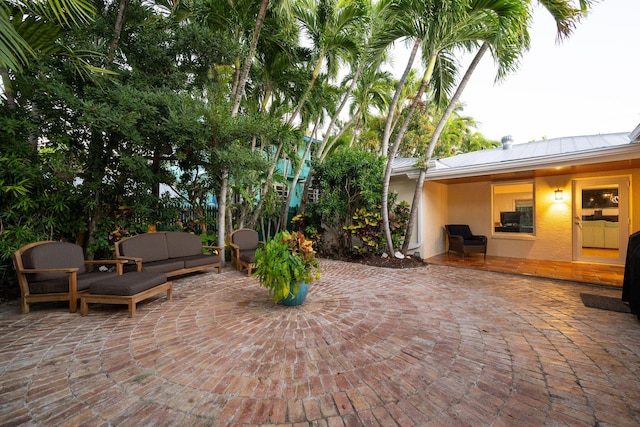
391,167,640,262
389,176,447,259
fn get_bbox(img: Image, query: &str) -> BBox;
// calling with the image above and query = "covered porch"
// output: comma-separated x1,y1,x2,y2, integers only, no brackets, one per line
425,253,624,287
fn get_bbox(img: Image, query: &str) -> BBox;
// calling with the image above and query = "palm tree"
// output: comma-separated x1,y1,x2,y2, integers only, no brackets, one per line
400,0,596,253
287,0,365,126
379,0,493,256
0,0,94,72
1,0,96,113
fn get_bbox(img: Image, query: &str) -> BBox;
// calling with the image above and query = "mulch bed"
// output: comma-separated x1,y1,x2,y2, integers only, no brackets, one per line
330,254,427,269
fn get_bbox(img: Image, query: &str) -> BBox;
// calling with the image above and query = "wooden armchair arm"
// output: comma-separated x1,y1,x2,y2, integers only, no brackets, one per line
115,256,143,272
203,245,223,254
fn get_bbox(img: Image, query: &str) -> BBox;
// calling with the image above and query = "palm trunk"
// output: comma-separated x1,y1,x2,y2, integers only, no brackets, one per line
382,52,437,257
232,0,269,116
0,68,17,109
287,55,323,126
316,61,364,157
402,43,489,253
280,118,319,226
217,169,229,266
381,38,420,157
249,141,284,227
107,0,128,64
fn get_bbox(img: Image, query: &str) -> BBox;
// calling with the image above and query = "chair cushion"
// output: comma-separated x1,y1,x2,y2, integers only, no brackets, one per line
446,225,473,240
181,254,220,268
165,232,203,258
239,251,256,264
22,242,86,282
29,272,119,294
463,240,485,246
90,272,167,296
232,230,260,250
119,234,169,263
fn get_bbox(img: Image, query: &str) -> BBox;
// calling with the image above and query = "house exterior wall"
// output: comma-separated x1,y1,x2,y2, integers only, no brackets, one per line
442,169,639,262
389,176,447,259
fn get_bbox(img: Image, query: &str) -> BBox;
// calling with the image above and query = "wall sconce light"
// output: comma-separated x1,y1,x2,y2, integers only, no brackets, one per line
554,188,564,201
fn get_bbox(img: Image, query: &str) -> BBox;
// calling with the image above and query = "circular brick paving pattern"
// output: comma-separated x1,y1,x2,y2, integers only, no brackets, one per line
1,260,639,425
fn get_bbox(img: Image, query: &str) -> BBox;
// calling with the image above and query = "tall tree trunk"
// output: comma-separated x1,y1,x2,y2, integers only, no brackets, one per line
402,43,489,253
381,38,420,157
0,68,17,109
217,169,229,266
248,141,284,227
382,52,437,257
280,118,319,226
315,61,364,157
107,0,128,64
232,0,269,116
287,55,323,126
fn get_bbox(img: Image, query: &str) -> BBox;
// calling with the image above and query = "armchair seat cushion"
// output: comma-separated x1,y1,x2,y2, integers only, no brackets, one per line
239,251,256,263
30,271,122,294
463,239,485,246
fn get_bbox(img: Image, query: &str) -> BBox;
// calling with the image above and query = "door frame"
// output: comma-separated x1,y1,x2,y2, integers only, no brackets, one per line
572,176,630,265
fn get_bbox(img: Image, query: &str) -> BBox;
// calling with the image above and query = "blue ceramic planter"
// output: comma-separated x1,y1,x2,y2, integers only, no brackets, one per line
281,281,309,306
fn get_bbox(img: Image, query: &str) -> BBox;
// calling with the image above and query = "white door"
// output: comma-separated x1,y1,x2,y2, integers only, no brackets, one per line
573,177,629,264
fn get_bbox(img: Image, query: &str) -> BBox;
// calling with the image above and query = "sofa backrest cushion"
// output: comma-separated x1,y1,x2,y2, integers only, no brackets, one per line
446,224,473,240
165,232,202,258
22,242,86,282
119,233,169,263
232,229,260,250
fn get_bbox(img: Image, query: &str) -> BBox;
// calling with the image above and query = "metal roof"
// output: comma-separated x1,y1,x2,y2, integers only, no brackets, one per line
392,130,640,180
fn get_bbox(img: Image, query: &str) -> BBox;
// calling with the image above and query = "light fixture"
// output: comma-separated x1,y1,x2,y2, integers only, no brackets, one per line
554,188,564,201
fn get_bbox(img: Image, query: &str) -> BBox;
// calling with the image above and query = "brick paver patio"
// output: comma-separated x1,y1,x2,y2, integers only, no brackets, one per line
1,260,639,426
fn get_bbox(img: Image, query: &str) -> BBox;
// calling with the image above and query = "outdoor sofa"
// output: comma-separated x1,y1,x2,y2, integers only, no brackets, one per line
115,231,222,277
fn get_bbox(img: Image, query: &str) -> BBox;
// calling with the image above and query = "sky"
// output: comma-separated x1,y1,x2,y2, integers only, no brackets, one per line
387,0,640,144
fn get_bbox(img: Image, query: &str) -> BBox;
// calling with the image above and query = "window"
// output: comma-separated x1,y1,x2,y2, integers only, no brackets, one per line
493,182,534,234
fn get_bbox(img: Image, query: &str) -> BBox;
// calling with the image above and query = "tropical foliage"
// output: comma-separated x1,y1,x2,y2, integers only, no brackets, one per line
0,0,593,296
253,230,320,303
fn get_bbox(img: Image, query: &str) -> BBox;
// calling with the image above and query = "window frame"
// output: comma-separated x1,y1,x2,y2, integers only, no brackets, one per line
492,181,535,235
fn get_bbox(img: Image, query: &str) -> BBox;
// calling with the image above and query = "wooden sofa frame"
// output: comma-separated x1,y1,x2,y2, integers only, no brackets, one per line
115,232,222,277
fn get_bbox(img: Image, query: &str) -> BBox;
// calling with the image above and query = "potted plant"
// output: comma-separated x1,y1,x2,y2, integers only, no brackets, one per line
253,230,320,305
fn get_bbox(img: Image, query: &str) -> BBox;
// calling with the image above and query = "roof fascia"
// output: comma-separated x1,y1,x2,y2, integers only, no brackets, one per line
392,144,640,181
425,144,640,180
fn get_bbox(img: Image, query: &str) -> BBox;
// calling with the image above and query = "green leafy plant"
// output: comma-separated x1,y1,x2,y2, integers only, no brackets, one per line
253,230,320,304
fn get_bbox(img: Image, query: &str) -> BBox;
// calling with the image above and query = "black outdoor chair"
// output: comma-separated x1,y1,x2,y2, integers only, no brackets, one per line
445,224,487,258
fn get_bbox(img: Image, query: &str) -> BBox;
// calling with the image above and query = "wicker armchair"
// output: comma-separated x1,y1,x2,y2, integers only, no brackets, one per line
445,225,487,258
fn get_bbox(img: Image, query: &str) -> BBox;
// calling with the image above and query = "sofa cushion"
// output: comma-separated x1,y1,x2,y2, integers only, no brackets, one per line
90,272,167,296
29,271,119,294
181,254,220,269
22,242,86,282
141,259,184,274
119,233,169,263
165,232,203,258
